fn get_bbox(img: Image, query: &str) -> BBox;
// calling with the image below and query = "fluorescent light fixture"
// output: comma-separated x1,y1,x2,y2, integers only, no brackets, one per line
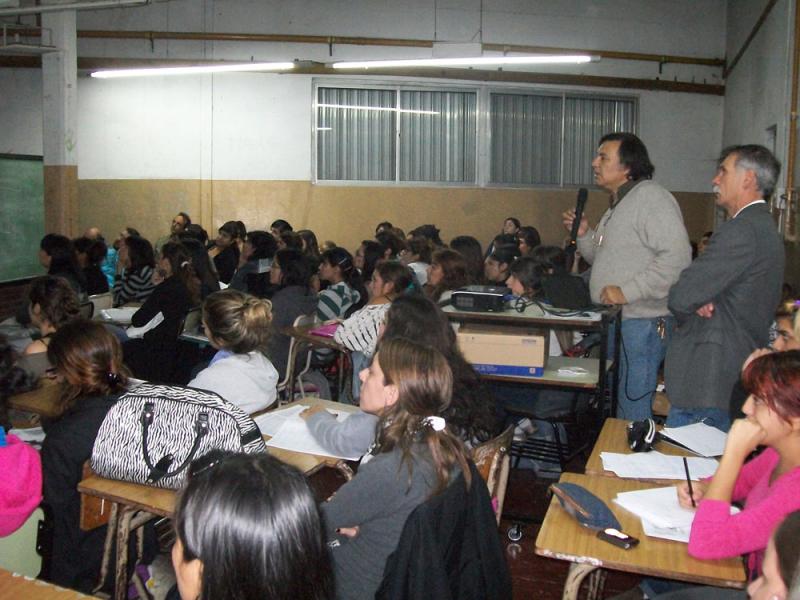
90,62,295,79
317,103,439,115
332,55,594,69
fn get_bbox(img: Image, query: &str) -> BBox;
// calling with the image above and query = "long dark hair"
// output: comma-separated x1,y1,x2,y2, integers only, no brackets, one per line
124,235,155,272
374,338,471,495
175,452,334,600
160,242,201,306
320,247,366,309
47,320,129,414
449,235,484,285
359,240,383,283
0,335,35,432
29,276,81,329
274,248,312,290
383,296,498,443
40,234,86,290
509,257,547,299
426,249,468,302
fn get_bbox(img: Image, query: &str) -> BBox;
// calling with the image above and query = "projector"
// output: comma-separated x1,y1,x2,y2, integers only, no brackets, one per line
450,285,510,312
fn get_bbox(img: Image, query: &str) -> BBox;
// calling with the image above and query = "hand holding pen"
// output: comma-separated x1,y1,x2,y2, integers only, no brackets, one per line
677,472,707,509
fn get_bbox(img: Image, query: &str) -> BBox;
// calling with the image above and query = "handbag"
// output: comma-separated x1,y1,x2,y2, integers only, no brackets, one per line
91,383,266,489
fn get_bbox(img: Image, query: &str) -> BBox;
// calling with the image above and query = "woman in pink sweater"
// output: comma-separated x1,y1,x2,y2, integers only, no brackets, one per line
678,350,800,576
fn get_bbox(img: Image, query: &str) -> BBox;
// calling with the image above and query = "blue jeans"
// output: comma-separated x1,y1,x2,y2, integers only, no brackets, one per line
666,407,731,432
612,317,673,422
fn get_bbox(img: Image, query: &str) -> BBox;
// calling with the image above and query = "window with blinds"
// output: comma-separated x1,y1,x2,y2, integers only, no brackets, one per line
316,86,477,183
315,83,636,187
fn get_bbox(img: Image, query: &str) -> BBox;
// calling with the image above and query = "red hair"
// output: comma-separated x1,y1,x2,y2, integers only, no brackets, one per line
742,350,800,423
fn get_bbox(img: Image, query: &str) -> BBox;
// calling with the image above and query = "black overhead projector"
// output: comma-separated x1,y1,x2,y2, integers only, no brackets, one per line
450,285,510,312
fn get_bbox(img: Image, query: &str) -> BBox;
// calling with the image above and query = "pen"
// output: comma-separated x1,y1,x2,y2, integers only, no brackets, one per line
683,456,696,508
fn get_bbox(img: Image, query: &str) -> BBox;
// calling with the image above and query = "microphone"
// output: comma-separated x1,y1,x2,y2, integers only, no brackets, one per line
567,187,589,250
565,187,588,273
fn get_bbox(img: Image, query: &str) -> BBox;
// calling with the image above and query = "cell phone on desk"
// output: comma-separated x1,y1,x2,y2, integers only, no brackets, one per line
597,528,639,550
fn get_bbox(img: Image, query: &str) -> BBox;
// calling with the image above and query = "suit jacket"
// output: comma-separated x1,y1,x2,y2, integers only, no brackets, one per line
664,202,784,413
375,462,512,600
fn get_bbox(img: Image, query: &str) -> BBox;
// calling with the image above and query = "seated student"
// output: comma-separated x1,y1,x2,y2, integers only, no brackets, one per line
399,236,433,286
485,231,517,260
322,338,471,600
450,235,484,285
375,230,405,262
334,261,413,360
484,243,520,285
516,225,542,256
317,247,364,322
425,248,469,303
74,237,110,296
354,239,382,283
270,218,293,240
41,320,128,592
170,452,333,600
113,235,156,307
677,351,800,579
747,511,800,600
179,236,220,300
374,221,393,236
24,276,81,355
304,295,498,458
265,248,317,381
207,221,241,285
407,224,445,248
772,302,800,351
298,229,322,262
187,290,278,414
0,334,36,432
123,242,199,382
229,230,277,294
39,233,87,297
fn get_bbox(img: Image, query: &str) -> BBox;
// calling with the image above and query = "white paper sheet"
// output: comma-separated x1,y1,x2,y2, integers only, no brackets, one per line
125,311,165,339
640,518,692,543
600,451,718,480
613,485,696,528
254,405,307,437
99,307,138,325
265,416,361,461
660,423,728,457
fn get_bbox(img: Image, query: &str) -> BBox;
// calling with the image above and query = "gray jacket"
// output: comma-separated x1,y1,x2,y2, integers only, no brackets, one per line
664,202,784,412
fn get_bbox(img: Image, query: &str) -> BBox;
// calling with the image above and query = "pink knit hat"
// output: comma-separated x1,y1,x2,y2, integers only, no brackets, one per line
0,433,43,537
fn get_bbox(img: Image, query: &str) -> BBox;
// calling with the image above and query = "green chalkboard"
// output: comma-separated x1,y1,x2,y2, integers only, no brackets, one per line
0,155,46,282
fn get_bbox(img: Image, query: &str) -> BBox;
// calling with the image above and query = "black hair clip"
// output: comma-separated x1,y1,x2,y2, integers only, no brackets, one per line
107,372,121,385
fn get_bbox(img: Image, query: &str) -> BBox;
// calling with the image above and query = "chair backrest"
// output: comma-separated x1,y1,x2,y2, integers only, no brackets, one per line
88,292,113,313
276,313,319,401
78,301,95,319
470,425,514,526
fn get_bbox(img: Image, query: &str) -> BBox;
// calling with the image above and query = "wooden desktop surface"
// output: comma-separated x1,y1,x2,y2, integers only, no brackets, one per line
7,378,63,419
584,418,693,479
78,397,358,517
535,472,745,588
0,569,91,599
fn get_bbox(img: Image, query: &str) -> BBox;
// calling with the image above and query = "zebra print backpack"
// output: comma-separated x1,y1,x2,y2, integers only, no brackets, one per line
91,383,266,489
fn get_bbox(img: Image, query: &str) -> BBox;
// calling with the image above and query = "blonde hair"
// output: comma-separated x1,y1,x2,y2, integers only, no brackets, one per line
202,289,272,354
375,337,471,494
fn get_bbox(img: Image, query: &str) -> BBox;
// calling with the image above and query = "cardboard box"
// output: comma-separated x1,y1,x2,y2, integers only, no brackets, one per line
456,323,548,377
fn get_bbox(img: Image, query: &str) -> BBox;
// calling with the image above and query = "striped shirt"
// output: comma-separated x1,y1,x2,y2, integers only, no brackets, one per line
317,282,361,322
113,266,156,306
333,303,390,358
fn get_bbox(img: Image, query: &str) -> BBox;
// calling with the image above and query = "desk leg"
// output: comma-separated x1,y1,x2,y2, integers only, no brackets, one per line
563,563,606,600
114,506,135,600
93,501,119,594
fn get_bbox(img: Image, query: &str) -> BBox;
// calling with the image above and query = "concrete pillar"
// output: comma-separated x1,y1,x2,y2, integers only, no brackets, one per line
41,9,78,236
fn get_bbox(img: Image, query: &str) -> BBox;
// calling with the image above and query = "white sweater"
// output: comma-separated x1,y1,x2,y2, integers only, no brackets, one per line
188,351,278,414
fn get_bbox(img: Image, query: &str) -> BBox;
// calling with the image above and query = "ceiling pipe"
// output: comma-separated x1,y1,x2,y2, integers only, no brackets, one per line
0,0,150,17
70,29,723,69
785,0,800,199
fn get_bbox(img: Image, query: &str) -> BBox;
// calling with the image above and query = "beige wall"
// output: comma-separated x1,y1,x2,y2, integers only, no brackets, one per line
78,179,717,252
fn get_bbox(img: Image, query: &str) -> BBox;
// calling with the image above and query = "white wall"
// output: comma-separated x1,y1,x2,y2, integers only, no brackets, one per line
0,0,728,191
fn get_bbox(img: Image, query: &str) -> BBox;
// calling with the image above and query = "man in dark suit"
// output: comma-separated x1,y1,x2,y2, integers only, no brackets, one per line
664,145,784,431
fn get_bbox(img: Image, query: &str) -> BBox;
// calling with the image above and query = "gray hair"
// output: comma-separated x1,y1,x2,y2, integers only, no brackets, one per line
720,144,781,199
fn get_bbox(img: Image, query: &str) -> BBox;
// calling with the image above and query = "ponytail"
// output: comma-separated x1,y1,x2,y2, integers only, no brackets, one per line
202,289,272,354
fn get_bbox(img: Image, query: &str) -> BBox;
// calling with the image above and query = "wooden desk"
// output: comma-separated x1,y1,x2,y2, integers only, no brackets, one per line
78,397,358,600
0,569,92,599
7,379,63,419
481,356,610,390
535,472,745,600
584,418,692,479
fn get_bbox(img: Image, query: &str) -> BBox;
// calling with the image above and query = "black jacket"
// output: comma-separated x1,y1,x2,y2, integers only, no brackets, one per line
41,394,116,591
376,462,512,600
